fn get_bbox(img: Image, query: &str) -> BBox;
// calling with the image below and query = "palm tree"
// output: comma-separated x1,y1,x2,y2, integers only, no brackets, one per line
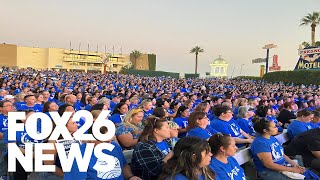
190,46,204,74
131,50,142,69
300,12,320,46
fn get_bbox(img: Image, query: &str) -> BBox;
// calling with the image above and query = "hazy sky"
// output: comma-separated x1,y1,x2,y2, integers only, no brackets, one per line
1,0,319,76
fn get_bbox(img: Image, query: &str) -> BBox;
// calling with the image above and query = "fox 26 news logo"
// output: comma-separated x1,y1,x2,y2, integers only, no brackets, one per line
7,110,116,173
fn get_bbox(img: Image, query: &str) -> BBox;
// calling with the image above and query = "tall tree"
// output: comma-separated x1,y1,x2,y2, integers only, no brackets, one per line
131,50,142,69
190,46,204,74
300,12,320,46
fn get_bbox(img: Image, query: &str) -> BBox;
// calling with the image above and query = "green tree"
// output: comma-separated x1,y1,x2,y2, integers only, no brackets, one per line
131,50,142,69
190,46,204,74
300,12,320,46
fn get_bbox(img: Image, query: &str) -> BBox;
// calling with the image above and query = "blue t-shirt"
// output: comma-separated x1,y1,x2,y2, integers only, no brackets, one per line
309,122,320,129
187,126,218,140
173,117,188,138
109,114,124,125
287,120,313,139
64,142,127,180
0,114,8,134
236,118,255,136
143,110,153,119
18,104,43,112
209,156,246,180
84,104,92,111
210,118,245,147
250,136,286,172
156,140,170,156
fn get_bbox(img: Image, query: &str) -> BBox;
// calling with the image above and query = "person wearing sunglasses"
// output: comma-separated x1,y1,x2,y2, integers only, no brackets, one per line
131,116,173,179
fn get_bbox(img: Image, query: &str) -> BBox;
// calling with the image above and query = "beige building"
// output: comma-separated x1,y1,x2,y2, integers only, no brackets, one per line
210,56,229,77
0,43,132,73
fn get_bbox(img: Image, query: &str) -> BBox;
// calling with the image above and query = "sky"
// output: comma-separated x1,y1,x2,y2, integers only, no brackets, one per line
1,0,319,77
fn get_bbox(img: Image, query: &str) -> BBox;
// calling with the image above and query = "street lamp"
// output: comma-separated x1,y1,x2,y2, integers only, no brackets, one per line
262,44,277,74
240,64,244,76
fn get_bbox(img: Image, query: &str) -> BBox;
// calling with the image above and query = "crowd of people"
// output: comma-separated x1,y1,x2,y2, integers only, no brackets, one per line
0,67,320,179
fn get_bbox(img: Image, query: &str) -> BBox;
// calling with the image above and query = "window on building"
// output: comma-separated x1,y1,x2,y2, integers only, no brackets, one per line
215,67,220,73
221,67,224,73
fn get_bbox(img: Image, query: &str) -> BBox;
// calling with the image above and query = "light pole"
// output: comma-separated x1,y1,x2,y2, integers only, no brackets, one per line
240,64,244,76
262,44,277,74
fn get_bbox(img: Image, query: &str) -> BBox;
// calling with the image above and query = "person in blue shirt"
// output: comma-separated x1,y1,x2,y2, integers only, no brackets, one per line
167,101,181,118
310,110,320,128
208,133,246,180
64,125,141,180
159,136,218,180
233,98,248,119
4,110,43,180
186,111,219,140
211,105,253,148
18,94,43,112
109,102,129,125
250,117,305,179
42,101,59,119
236,106,256,137
65,94,81,111
287,109,314,139
173,106,190,138
264,106,284,133
84,96,98,111
0,100,15,179
116,108,144,149
139,99,153,120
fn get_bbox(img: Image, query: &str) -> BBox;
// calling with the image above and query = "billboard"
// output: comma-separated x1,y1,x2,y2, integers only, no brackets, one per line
295,47,320,70
269,55,281,71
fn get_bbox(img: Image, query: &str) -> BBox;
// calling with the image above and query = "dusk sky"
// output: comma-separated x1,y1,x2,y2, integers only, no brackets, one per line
1,0,319,76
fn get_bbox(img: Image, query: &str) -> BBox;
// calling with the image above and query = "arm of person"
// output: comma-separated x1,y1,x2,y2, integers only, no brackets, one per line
117,133,138,148
134,143,165,176
233,137,253,144
43,140,64,177
0,132,3,139
240,130,253,140
311,151,320,159
284,155,305,171
257,152,303,174
123,164,141,180
177,128,188,133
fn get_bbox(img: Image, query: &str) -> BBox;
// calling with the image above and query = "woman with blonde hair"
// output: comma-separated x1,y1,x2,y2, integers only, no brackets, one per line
116,108,144,149
139,99,153,119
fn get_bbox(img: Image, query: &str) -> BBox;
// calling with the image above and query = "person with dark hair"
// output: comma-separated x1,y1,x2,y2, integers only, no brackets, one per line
265,106,284,133
131,116,173,179
84,96,98,111
186,111,218,140
285,128,320,176
310,110,320,128
287,109,314,139
42,101,59,119
109,102,129,125
211,105,253,148
173,106,190,138
152,107,167,118
208,133,246,180
159,137,217,180
18,94,43,112
250,117,305,179
167,101,181,117
90,103,108,111
277,102,296,128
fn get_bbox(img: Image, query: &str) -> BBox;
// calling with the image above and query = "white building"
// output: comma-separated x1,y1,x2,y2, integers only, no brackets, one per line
210,56,228,77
